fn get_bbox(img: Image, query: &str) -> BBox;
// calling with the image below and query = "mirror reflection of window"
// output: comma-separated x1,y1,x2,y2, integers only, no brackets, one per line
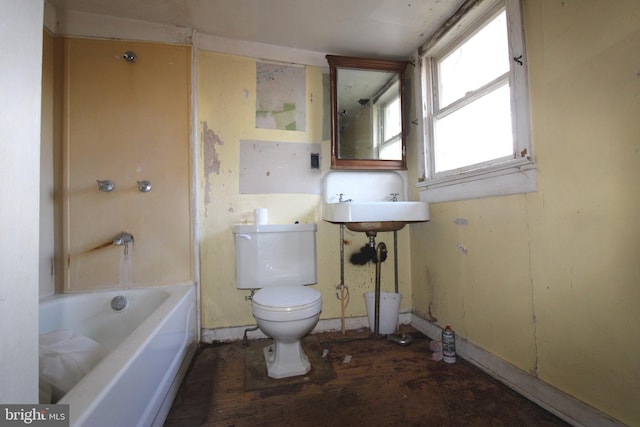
337,71,402,161
327,54,407,170
376,82,402,160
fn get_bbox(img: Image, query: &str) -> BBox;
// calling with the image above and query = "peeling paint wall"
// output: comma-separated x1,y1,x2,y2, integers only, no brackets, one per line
238,140,321,194
410,1,640,424
202,121,223,215
197,51,412,330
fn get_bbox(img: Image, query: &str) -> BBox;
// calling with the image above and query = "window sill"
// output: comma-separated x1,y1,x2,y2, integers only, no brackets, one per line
416,160,537,203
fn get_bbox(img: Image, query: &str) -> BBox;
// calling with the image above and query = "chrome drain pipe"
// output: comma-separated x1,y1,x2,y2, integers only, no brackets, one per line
393,231,399,294
242,325,259,346
374,242,387,336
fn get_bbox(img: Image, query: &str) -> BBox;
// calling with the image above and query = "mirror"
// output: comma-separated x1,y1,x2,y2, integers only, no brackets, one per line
327,55,408,170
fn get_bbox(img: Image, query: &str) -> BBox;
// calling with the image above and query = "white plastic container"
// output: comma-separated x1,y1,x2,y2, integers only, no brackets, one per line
364,292,401,334
254,208,268,224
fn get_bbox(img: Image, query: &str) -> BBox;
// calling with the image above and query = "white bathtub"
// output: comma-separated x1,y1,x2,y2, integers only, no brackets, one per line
39,284,197,427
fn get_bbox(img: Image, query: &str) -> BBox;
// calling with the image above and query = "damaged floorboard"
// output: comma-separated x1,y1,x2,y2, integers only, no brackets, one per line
165,326,569,426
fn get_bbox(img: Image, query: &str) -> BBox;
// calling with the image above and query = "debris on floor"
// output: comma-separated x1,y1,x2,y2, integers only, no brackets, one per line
165,326,570,427
429,340,443,361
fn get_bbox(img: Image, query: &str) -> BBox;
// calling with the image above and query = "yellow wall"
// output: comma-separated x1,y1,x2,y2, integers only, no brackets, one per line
197,51,412,329
61,39,193,291
48,36,413,330
410,1,640,424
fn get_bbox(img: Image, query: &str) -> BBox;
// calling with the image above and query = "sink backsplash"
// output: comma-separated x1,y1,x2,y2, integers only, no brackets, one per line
323,171,406,203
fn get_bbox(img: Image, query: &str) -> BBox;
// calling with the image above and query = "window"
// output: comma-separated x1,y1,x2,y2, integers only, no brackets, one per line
417,0,535,202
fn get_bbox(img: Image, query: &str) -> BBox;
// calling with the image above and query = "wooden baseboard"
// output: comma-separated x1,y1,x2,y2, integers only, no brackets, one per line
200,312,412,343
410,314,622,427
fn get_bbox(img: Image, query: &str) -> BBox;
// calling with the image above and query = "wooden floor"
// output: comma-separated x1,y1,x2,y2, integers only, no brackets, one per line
165,326,569,426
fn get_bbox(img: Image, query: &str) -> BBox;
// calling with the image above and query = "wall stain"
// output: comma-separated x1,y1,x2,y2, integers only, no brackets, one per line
85,241,114,253
202,121,224,216
456,243,469,255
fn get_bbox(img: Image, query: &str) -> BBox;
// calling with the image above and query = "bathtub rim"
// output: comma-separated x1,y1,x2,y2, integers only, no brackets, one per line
38,280,197,303
40,283,197,426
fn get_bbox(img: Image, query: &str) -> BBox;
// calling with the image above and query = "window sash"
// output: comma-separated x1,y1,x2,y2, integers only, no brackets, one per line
419,0,533,196
434,72,509,121
436,9,510,109
432,81,514,175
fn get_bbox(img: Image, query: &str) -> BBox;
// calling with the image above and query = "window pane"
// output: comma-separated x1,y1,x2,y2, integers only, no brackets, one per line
438,10,509,108
434,84,513,173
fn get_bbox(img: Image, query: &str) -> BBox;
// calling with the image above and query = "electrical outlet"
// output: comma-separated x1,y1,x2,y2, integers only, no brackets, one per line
310,153,320,169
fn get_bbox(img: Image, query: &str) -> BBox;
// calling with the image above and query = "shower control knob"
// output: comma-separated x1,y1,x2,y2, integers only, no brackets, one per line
137,180,152,192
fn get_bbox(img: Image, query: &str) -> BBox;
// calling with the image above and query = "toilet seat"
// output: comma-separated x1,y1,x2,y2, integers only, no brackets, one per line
253,285,320,307
252,285,321,322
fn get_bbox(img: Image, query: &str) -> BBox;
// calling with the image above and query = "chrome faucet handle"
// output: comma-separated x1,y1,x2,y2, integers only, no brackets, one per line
97,180,115,192
338,193,353,203
137,180,152,193
389,193,399,202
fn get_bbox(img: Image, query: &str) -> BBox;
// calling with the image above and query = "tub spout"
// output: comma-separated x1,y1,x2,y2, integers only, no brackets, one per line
113,232,134,246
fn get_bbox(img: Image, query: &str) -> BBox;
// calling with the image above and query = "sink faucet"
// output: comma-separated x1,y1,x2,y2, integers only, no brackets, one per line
338,193,353,202
113,232,134,246
389,193,399,202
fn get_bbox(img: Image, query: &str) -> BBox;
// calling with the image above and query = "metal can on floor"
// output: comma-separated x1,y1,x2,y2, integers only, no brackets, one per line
442,325,456,364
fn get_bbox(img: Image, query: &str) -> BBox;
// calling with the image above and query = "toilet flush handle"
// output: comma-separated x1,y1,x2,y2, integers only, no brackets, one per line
236,234,252,240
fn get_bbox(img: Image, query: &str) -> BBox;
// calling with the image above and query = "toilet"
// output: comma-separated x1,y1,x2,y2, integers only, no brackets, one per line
233,223,322,379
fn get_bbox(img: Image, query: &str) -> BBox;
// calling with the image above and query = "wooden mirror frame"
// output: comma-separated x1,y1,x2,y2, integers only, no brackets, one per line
327,55,408,170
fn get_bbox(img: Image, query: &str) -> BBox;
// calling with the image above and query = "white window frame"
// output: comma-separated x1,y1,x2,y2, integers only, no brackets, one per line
416,0,536,203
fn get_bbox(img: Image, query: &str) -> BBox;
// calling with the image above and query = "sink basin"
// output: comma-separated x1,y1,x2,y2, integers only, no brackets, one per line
321,171,430,233
342,221,409,233
322,201,430,232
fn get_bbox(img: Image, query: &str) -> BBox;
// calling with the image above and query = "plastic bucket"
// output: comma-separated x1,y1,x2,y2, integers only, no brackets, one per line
364,292,401,334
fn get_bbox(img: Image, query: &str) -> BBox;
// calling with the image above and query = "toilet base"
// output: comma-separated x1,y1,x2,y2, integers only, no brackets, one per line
263,341,310,379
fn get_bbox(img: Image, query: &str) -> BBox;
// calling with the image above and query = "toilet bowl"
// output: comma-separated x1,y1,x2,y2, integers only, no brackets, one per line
233,223,321,379
252,285,322,378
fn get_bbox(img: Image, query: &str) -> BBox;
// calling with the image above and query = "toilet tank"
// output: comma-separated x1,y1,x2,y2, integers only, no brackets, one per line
233,224,317,289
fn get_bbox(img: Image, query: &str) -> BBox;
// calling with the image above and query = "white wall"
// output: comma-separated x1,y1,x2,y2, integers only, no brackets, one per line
0,0,44,403
40,29,56,299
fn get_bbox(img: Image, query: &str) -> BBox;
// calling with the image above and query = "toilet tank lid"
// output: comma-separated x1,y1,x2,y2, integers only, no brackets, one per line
253,285,321,307
234,224,317,234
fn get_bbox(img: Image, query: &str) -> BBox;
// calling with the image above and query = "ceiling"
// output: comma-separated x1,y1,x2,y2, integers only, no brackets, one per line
47,0,466,59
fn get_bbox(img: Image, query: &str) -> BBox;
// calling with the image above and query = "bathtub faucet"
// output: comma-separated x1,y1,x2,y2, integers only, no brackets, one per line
113,232,134,246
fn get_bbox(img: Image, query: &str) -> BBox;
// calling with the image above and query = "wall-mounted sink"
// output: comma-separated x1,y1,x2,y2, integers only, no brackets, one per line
323,201,429,223
342,220,409,233
322,171,430,233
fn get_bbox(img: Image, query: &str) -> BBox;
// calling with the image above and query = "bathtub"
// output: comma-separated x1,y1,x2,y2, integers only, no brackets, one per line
39,284,197,427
